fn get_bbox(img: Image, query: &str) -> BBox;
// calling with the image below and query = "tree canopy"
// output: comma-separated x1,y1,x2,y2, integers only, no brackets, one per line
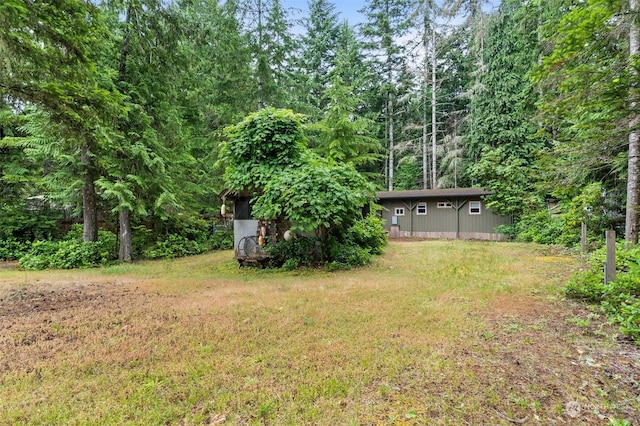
2,0,640,266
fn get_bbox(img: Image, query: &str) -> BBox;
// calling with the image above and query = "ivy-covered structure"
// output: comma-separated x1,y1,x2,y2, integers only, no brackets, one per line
376,188,512,241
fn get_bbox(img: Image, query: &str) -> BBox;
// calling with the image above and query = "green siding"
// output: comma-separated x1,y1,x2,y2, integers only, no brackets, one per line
379,198,511,239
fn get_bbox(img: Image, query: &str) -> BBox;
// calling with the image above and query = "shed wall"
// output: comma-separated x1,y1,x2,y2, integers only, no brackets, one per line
379,198,510,241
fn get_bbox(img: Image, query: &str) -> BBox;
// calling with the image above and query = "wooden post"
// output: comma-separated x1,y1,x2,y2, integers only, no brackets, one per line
581,222,587,253
605,230,616,284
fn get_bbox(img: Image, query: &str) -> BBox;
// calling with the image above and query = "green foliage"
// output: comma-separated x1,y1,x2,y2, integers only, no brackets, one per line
394,159,421,190
324,237,374,270
219,108,307,193
534,0,630,238
19,227,117,270
264,214,386,270
564,269,608,303
515,210,564,244
344,214,388,255
0,238,32,261
565,244,640,342
562,182,620,242
513,211,571,246
265,236,320,267
469,147,544,218
309,74,382,169
209,230,233,251
252,157,374,236
512,183,622,247
0,202,62,242
465,0,547,219
141,226,232,260
143,234,209,259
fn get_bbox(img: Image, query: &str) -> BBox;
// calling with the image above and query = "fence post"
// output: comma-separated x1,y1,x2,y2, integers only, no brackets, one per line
581,222,587,253
605,230,616,284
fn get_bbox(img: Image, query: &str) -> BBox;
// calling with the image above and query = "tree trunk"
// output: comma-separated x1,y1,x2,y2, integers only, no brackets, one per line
431,24,437,189
81,145,98,242
388,93,394,191
627,0,639,245
119,208,133,262
422,3,429,190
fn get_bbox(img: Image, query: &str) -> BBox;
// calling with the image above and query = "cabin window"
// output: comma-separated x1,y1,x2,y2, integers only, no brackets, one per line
395,207,405,216
416,202,427,215
437,201,452,209
469,201,482,215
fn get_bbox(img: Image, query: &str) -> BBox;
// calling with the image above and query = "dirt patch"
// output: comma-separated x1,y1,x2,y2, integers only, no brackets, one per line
1,282,141,317
1,247,639,425
488,294,555,317
474,296,640,424
0,262,18,270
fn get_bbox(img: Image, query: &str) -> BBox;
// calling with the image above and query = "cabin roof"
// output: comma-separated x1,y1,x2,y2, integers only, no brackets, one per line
376,188,492,200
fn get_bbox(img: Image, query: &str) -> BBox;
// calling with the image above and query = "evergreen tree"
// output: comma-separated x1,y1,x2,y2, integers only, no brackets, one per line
465,0,545,218
240,0,294,108
99,0,194,261
536,0,633,241
360,0,413,191
292,0,341,120
0,0,124,242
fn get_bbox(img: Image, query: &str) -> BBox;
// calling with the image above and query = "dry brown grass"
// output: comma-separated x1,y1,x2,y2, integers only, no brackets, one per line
1,241,638,425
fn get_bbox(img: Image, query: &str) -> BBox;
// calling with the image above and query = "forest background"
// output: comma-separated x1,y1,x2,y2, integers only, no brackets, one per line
1,0,639,265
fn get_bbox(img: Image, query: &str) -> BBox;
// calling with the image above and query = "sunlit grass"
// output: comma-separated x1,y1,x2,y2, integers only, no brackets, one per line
1,241,636,424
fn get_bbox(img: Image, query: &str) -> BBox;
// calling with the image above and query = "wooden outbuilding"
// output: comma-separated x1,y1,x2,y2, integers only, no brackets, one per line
219,189,289,266
376,188,512,241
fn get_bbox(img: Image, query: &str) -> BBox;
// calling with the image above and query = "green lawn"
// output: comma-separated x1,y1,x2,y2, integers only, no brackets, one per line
1,241,638,425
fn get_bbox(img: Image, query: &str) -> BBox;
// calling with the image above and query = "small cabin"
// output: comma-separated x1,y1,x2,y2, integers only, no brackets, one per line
219,189,290,266
376,188,512,241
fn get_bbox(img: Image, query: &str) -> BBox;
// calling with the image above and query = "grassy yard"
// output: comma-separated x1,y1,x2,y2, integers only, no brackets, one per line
1,240,638,425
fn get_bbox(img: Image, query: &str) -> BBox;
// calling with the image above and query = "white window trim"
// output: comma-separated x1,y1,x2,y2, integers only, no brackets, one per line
437,201,452,209
395,207,405,216
469,200,482,215
416,202,427,215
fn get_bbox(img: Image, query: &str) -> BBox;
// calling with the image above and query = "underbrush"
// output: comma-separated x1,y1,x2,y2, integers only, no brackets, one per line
15,224,234,269
266,214,387,270
19,227,118,270
565,243,640,343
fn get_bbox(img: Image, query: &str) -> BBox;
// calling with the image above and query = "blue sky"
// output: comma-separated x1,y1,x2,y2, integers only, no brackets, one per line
283,1,501,26
284,0,366,25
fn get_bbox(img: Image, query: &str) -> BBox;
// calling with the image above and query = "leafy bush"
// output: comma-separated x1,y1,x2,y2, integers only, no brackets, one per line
514,211,568,245
0,238,32,261
0,202,62,242
265,220,384,271
325,236,373,269
143,234,209,259
564,244,640,343
19,229,117,270
266,236,321,267
344,214,387,255
564,269,607,303
209,230,233,251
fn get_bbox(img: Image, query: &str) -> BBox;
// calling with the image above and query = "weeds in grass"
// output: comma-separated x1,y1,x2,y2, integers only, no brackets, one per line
1,242,639,424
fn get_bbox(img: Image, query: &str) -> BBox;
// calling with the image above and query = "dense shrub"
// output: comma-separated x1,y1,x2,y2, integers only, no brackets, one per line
344,214,387,255
0,238,32,261
565,244,640,343
209,230,233,251
0,203,62,242
325,236,373,270
143,234,209,259
265,214,387,270
19,227,117,270
514,211,569,245
0,202,63,261
266,236,320,267
141,227,233,260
